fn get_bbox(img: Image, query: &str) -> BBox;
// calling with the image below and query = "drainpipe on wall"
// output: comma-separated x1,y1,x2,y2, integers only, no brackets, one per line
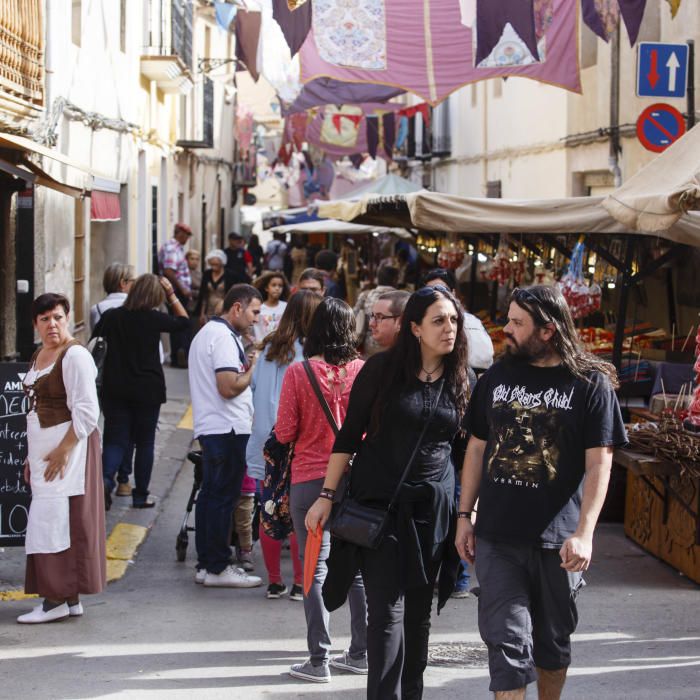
482,81,489,194
609,25,622,187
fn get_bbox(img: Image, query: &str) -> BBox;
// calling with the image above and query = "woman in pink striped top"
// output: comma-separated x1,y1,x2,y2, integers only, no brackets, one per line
276,297,368,683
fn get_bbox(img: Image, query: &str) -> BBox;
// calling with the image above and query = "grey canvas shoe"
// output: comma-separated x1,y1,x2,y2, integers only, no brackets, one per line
329,651,368,675
289,659,331,683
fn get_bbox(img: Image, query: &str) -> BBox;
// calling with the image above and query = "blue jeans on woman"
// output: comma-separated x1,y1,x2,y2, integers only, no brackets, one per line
195,431,248,575
102,397,161,505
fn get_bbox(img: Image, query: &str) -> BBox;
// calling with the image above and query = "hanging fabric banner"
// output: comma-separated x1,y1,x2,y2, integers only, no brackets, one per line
382,113,396,159
582,0,647,46
618,0,648,46
272,0,312,56
235,10,262,81
300,0,580,105
459,0,477,27
665,0,682,17
320,105,364,148
398,103,431,130
214,0,237,31
475,0,540,67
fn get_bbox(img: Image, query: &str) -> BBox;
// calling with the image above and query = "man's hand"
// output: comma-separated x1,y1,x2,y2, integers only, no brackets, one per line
559,535,593,572
455,517,476,564
43,446,70,482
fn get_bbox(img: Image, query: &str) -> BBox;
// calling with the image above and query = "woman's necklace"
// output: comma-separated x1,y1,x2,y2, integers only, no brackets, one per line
421,361,443,382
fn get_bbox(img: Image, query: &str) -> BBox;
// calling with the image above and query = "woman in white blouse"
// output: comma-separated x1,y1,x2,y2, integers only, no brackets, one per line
18,293,105,624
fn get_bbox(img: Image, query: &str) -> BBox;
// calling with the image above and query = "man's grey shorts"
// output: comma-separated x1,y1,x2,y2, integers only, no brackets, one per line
475,537,585,692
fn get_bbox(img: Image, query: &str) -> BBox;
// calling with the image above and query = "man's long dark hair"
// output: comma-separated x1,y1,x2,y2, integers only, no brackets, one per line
303,297,359,366
511,285,620,388
370,286,470,434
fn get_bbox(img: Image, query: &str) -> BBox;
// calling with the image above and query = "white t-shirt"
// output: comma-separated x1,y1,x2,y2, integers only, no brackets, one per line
464,311,494,371
188,317,253,438
253,300,287,343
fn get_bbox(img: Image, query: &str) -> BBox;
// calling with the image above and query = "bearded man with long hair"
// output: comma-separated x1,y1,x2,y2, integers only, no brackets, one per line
455,284,628,700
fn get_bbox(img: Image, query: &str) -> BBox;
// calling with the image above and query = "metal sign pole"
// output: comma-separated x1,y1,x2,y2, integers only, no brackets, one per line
688,40,696,129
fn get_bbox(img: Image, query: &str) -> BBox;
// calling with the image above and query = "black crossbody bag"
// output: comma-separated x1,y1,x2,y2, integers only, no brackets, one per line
302,360,444,550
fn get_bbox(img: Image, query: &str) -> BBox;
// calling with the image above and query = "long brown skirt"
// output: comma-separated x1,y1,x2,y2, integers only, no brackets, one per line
25,430,107,600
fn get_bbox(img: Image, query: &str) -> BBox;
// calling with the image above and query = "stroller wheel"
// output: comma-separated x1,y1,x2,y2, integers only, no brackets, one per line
176,530,188,562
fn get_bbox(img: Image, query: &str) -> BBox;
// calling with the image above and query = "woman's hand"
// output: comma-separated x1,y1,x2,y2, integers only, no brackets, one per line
159,276,175,297
23,458,30,486
43,446,71,482
305,497,333,532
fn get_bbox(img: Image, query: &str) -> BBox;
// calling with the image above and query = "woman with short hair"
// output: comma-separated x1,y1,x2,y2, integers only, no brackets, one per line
276,297,368,683
18,293,105,624
89,262,135,332
195,249,235,325
95,274,189,509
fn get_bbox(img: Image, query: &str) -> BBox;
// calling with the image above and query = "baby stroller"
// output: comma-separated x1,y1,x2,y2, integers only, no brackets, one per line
175,450,260,562
175,450,202,562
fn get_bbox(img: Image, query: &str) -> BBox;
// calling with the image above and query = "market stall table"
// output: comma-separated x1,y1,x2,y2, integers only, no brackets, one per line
614,447,700,584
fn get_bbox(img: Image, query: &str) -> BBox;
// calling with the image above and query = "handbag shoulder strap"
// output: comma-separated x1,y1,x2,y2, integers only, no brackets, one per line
387,378,444,511
302,360,339,436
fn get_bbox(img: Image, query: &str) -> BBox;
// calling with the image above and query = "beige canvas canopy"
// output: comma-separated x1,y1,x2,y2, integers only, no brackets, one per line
318,192,700,247
603,122,700,233
269,218,412,239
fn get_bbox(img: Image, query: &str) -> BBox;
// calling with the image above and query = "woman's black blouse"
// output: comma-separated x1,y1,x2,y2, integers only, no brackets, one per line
333,352,462,504
94,307,189,404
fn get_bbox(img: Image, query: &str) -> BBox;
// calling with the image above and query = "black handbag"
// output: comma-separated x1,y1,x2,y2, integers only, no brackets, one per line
302,360,444,550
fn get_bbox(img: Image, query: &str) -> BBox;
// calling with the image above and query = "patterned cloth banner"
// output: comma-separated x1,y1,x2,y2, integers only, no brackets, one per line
321,106,364,149
475,0,540,67
398,103,431,130
235,10,261,81
582,0,647,46
300,0,580,105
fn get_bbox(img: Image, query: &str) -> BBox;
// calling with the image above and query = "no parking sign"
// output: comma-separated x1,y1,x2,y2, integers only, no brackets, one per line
636,103,686,153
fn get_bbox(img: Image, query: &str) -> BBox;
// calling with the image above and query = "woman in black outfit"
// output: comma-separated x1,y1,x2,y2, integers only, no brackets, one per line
96,274,189,509
305,284,470,700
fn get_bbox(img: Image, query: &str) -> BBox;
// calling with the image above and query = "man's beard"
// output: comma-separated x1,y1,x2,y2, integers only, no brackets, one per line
504,332,550,363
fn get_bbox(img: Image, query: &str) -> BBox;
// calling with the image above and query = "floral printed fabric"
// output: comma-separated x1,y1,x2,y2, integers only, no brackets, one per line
313,0,387,71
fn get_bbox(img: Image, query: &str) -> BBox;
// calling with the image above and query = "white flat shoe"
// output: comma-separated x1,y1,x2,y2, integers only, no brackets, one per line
17,602,69,624
68,602,83,617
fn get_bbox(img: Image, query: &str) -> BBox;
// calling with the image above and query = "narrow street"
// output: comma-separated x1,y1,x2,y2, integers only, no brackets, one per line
0,370,697,699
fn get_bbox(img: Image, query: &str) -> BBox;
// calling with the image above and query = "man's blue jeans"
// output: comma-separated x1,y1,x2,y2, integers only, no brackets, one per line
195,431,249,574
102,397,161,505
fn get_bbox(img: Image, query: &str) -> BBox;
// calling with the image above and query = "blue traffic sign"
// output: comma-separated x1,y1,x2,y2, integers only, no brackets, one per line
637,42,689,98
636,103,686,153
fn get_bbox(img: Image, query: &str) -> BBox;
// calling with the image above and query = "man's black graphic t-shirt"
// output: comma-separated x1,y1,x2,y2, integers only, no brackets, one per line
468,359,627,547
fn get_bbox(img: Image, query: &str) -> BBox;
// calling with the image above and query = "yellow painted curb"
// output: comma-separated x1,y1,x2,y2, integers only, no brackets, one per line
0,589,38,602
106,523,148,561
106,559,129,583
177,404,193,430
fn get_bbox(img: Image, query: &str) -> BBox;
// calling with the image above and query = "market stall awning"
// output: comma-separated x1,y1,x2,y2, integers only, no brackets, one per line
269,218,412,239
317,191,700,247
603,122,700,233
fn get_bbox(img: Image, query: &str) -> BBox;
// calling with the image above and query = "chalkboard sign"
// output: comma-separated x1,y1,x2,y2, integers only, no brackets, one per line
0,363,30,546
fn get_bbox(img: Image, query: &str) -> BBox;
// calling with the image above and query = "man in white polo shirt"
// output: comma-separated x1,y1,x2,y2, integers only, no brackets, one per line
188,283,263,588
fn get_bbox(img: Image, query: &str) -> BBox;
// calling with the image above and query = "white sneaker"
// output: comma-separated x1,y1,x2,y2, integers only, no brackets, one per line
203,565,262,588
195,568,207,584
17,602,70,624
68,602,84,617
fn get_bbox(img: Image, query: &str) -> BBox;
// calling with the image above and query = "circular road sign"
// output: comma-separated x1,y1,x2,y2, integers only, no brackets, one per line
636,103,686,153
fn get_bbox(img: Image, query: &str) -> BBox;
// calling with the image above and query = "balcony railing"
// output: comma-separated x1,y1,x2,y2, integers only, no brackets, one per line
0,0,44,116
140,0,193,94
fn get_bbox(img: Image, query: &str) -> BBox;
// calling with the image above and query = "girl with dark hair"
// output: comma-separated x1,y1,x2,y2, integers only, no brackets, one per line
305,285,470,699
276,297,368,683
245,290,322,599
253,271,291,343
95,274,189,509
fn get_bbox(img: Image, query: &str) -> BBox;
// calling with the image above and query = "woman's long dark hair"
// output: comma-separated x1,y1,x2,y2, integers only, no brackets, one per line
303,297,359,366
370,286,470,434
511,285,620,388
262,290,321,365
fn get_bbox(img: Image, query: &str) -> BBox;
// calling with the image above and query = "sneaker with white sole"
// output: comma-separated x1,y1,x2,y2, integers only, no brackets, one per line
195,568,207,585
17,602,70,624
203,565,262,588
329,651,368,675
266,582,288,599
289,659,331,683
288,583,304,601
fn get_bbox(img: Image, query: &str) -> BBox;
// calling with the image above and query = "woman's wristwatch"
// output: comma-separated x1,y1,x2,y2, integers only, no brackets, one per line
456,511,473,519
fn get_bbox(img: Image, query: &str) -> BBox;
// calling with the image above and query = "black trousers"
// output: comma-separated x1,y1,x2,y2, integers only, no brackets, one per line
359,535,439,700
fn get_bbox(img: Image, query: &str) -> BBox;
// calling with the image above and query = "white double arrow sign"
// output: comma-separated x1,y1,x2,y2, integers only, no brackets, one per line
667,52,681,92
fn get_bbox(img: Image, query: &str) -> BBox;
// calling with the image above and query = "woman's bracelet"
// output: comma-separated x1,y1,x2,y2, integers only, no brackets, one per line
319,487,335,501
456,511,473,519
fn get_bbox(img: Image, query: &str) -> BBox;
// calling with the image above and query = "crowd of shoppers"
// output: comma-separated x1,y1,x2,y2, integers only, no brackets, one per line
16,223,626,700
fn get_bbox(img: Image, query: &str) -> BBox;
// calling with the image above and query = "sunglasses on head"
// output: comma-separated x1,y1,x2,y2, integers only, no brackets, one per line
511,287,555,323
416,284,451,297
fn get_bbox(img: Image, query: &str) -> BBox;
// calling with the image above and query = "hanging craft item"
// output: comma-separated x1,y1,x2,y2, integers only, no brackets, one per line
487,235,513,286
557,241,602,319
437,240,466,271
685,327,700,428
